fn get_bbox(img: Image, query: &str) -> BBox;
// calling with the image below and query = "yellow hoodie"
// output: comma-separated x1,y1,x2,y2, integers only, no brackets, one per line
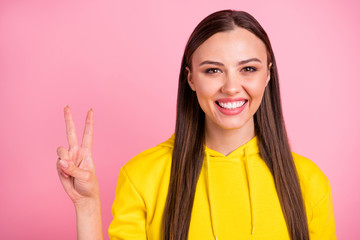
108,135,336,239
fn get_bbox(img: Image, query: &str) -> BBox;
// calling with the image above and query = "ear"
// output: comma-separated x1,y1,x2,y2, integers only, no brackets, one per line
186,66,196,91
266,62,272,86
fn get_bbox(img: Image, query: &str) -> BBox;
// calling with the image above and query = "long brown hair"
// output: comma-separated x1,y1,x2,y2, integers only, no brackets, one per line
163,10,309,240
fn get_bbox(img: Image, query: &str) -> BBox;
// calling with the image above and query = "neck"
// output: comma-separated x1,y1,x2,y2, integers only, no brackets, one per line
205,117,255,156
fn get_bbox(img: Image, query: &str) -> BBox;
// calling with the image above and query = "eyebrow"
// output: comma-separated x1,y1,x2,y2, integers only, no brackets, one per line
199,58,262,66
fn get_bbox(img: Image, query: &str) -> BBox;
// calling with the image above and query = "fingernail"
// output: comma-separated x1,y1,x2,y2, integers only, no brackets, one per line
59,159,68,169
90,108,93,112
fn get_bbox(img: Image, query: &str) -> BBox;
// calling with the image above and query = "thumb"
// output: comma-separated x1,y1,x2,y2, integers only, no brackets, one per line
59,160,91,181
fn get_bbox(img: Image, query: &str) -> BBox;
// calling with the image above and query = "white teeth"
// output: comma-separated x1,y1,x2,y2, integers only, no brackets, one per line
218,101,245,109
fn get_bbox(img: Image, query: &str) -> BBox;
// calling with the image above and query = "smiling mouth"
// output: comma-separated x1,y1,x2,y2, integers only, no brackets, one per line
216,100,247,110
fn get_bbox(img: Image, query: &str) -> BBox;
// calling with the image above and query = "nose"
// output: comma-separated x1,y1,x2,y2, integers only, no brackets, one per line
221,71,243,95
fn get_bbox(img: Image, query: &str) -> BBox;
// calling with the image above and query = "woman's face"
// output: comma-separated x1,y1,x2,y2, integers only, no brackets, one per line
187,27,271,132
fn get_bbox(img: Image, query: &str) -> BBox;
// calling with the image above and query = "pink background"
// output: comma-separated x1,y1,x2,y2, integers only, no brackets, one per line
0,0,359,239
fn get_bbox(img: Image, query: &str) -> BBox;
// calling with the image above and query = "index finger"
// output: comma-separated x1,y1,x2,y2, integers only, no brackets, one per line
81,108,94,149
64,106,79,149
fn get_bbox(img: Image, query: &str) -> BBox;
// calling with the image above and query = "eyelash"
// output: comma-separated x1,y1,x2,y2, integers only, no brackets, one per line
204,66,257,74
205,68,221,74
241,66,257,72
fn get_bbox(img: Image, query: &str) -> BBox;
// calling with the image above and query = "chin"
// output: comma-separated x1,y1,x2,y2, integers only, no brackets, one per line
214,115,254,131
216,121,248,130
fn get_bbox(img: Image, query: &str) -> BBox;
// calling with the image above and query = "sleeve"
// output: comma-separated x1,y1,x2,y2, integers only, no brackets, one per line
108,167,147,240
308,178,337,240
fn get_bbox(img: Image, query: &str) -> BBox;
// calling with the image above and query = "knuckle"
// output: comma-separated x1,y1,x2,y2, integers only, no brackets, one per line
56,146,63,154
57,146,67,158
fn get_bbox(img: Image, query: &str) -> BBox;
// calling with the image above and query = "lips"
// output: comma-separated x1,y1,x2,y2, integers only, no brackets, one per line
215,98,248,115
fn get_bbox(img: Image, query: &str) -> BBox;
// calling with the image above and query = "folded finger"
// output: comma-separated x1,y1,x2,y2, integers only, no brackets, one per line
56,162,76,198
59,160,91,181
57,146,69,160
57,161,70,178
56,158,70,178
61,171,70,178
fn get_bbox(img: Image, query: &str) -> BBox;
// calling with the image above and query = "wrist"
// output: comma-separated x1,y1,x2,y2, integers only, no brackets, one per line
74,196,103,240
74,196,101,213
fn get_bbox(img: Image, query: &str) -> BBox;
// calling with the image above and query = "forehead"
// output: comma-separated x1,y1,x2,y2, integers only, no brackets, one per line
192,27,268,65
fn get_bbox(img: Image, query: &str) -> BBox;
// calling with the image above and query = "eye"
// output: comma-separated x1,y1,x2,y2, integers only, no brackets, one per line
241,66,257,72
205,68,221,74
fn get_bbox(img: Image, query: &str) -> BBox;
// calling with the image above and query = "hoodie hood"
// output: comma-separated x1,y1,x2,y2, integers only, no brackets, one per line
111,135,335,239
159,134,260,239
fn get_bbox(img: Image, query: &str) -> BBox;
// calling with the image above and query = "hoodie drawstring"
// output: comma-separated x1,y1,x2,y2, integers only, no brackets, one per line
205,145,255,240
205,150,218,240
244,147,255,235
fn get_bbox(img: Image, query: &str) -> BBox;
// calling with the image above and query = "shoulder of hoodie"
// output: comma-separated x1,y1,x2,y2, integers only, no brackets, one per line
121,135,174,184
291,152,331,207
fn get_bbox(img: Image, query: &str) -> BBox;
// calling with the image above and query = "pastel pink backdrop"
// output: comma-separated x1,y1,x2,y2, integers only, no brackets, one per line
0,0,359,239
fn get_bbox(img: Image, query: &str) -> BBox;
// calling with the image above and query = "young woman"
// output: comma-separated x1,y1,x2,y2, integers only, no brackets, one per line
56,10,336,240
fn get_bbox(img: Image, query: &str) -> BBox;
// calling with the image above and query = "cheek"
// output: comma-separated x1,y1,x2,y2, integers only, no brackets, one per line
194,78,221,99
244,79,267,100
195,88,214,109
193,81,221,114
